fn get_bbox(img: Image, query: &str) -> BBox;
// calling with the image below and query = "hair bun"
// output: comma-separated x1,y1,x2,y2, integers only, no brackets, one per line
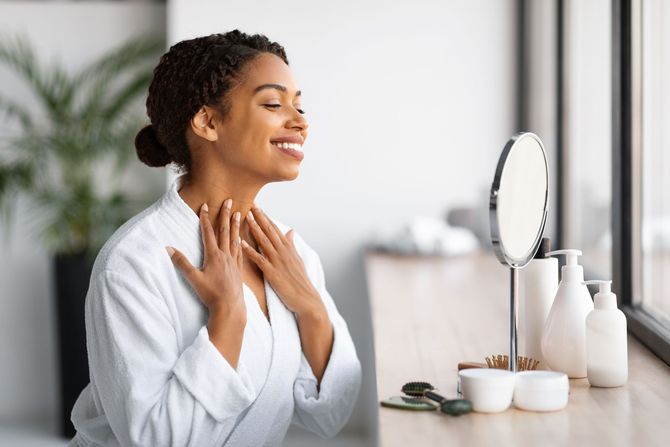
135,124,172,167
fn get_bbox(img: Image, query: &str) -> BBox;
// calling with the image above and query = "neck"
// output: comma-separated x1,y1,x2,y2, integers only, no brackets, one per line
177,162,265,241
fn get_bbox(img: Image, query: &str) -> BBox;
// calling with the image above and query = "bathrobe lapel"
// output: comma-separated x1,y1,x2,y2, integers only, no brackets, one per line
223,280,302,446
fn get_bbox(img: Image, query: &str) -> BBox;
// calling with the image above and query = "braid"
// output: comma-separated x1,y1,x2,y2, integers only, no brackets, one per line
134,30,288,171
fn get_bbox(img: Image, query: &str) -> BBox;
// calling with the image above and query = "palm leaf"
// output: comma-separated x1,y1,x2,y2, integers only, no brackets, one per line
0,33,164,257
0,93,34,130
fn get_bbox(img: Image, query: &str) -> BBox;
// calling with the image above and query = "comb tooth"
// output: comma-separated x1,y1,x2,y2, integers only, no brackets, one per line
485,357,492,368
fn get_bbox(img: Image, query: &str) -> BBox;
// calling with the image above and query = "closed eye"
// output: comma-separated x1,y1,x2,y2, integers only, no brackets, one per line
263,104,305,115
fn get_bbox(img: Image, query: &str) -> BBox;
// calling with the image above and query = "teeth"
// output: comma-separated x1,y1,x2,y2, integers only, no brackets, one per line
272,141,303,152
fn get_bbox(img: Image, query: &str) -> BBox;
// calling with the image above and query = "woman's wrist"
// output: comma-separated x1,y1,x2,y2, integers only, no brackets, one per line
295,295,328,324
207,305,247,368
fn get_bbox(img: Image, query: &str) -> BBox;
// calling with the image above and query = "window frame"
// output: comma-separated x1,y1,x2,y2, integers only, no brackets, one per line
612,0,670,366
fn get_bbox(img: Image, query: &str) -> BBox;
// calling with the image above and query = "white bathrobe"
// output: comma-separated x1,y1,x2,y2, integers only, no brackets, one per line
68,175,362,447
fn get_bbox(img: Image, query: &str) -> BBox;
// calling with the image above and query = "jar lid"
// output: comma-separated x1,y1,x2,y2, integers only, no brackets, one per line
515,371,569,391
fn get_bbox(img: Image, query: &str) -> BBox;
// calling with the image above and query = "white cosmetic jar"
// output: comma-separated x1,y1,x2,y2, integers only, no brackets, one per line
513,371,569,412
458,369,516,413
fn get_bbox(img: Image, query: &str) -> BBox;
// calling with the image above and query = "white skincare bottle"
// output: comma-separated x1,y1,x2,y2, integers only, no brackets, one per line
520,238,558,368
541,249,594,378
584,280,628,387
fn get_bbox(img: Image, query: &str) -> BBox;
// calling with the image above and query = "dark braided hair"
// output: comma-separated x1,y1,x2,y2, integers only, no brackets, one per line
134,30,288,172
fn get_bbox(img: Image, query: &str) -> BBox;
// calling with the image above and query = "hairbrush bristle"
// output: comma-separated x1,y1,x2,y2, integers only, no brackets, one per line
485,355,540,371
401,381,435,397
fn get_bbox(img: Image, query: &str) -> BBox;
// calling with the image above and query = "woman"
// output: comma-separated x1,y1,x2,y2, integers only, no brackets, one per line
68,30,362,447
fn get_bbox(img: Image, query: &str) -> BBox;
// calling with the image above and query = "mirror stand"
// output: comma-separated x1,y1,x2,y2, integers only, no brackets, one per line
509,267,519,372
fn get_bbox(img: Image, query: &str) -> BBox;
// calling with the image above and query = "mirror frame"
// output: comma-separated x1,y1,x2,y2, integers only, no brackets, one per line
489,132,549,268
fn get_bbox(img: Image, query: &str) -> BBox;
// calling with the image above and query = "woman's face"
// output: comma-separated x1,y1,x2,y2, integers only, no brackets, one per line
208,52,309,183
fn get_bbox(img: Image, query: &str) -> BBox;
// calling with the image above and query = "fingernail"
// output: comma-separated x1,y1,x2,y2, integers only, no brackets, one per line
201,203,208,213
236,236,242,245
247,211,255,221
165,246,175,257
234,211,241,221
241,239,249,247
225,199,232,209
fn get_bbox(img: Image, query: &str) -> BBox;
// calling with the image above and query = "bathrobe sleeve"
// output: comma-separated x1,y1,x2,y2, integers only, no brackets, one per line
85,268,256,447
290,238,362,439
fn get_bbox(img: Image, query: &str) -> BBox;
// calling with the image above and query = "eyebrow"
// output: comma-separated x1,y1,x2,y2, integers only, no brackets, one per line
253,83,301,96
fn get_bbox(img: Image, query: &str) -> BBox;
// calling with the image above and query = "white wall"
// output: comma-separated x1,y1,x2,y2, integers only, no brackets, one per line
0,0,166,429
168,0,517,442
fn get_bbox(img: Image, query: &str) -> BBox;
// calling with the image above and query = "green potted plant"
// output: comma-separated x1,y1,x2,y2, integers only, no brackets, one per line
0,34,163,438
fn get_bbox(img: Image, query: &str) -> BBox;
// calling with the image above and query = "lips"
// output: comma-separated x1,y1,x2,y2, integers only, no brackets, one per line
272,141,304,161
270,135,304,145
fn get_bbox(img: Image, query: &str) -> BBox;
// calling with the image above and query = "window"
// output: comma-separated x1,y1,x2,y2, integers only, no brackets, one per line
613,0,670,365
639,0,670,326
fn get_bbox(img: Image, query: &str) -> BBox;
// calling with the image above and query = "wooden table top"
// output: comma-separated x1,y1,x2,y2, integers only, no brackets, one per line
365,252,670,447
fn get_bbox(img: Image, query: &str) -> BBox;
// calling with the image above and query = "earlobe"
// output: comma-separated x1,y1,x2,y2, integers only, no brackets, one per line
190,106,218,142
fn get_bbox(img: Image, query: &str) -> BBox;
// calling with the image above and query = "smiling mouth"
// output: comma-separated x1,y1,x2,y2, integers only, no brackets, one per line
271,141,304,161
271,141,303,152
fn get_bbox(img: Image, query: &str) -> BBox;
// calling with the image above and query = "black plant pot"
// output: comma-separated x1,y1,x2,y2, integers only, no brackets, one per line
54,252,93,438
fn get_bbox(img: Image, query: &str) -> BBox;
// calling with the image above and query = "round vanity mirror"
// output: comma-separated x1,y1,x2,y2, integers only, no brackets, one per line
489,132,549,372
490,132,549,267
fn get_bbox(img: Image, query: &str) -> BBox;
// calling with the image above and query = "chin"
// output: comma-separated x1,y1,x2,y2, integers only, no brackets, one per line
267,167,300,183
283,169,300,181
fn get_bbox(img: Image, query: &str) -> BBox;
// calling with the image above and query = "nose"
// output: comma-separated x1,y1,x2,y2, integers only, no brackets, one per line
287,109,309,132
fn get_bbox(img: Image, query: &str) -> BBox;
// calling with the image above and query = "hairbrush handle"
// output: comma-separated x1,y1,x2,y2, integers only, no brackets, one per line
423,389,447,404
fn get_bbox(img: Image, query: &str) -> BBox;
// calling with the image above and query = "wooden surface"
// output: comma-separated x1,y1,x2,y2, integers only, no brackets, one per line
365,252,670,447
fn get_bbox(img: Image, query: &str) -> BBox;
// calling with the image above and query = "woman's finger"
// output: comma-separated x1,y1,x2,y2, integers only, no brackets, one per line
166,246,200,284
218,199,232,254
246,210,277,257
231,211,241,258
241,239,270,271
250,207,283,247
236,241,243,271
199,203,218,263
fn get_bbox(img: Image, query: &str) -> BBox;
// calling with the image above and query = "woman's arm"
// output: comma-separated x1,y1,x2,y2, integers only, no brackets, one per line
295,301,333,386
168,200,247,368
84,201,253,447
240,208,362,438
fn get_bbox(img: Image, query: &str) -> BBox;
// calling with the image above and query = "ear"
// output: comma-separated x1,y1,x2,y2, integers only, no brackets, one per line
189,106,219,142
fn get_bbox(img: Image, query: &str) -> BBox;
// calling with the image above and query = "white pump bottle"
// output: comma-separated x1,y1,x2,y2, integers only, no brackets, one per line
584,280,628,387
540,249,594,378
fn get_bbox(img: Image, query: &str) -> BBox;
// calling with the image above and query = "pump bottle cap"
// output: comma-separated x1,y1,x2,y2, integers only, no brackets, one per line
545,249,584,282
583,280,617,309
544,249,582,265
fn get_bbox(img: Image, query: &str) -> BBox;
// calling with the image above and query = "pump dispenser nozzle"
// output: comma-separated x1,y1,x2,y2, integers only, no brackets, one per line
583,280,616,309
545,249,583,265
545,249,584,282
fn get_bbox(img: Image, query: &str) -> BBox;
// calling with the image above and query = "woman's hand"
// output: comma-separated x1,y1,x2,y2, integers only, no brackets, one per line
242,207,324,318
166,200,245,319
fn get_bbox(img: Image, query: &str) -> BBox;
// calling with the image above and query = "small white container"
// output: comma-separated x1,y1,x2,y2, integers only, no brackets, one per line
513,371,569,412
458,369,516,413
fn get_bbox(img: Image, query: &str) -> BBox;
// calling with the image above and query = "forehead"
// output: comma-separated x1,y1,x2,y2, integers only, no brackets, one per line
240,53,299,94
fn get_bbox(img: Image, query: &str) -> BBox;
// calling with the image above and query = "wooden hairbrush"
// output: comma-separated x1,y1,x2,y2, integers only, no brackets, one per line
485,354,540,371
